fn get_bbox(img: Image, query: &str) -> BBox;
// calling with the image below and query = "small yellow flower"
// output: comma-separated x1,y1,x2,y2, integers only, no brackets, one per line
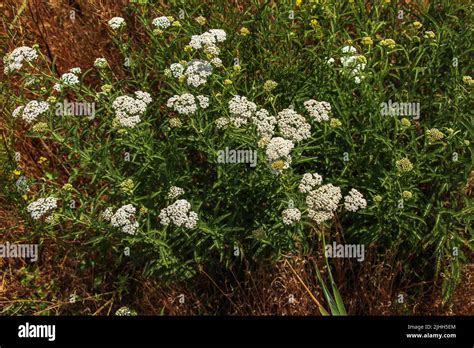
195,16,206,25
240,27,250,36
412,21,423,29
380,39,396,49
396,158,413,173
464,140,470,146
402,191,413,200
140,206,149,214
271,160,285,170
169,118,182,128
233,65,241,72
224,79,233,85
47,96,57,103
32,122,48,133
373,195,383,203
167,16,175,22
22,194,28,201
424,31,435,39
12,169,21,176
296,0,302,7
101,84,112,93
153,28,163,35
361,36,373,45
62,183,73,191
172,20,181,27
263,80,278,92
40,87,47,93
120,178,135,194
400,118,411,127
178,75,186,83
330,118,342,128
426,128,444,142
310,19,319,29
184,45,193,52
463,76,474,86
38,156,48,165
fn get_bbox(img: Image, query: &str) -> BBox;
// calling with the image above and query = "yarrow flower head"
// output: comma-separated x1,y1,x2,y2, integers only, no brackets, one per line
3,46,38,74
263,80,278,92
94,58,108,69
159,199,199,229
265,137,294,171
27,197,58,220
168,186,185,200
152,16,171,29
426,128,444,142
299,173,323,193
108,17,125,30
228,95,257,127
379,39,396,49
277,108,311,142
183,59,213,87
189,29,227,50
110,204,139,235
306,183,342,213
340,46,366,83
343,188,367,212
13,100,49,124
215,117,230,129
167,93,200,115
252,108,277,140
396,158,414,173
115,306,136,316
402,191,413,200
304,99,331,122
112,91,152,128
282,208,301,225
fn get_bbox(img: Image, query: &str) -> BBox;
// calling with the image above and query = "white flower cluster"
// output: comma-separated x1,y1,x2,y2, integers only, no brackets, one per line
282,208,301,225
265,137,294,170
168,186,185,200
170,63,185,77
27,197,58,220
340,46,366,84
12,100,49,124
210,57,223,68
228,95,257,127
215,117,230,129
152,16,170,29
108,17,125,30
276,108,311,142
3,46,38,74
189,29,227,50
112,91,152,128
54,69,80,91
94,58,108,68
306,184,342,214
159,199,198,229
101,207,114,221
185,60,213,87
110,204,139,235
344,188,367,212
299,173,323,193
167,93,208,115
304,99,331,122
252,108,276,140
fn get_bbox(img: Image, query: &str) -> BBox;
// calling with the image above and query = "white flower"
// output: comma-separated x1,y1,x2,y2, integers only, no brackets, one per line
168,186,185,200
108,17,125,30
306,184,342,212
228,95,257,127
196,95,210,109
282,208,301,225
265,137,294,169
344,188,367,212
299,173,323,193
304,99,331,122
326,57,335,65
252,108,277,139
69,67,81,74
152,16,171,29
341,45,357,54
101,207,114,221
210,57,223,67
185,60,213,87
308,209,333,224
167,93,197,115
110,204,138,235
170,63,185,77
60,72,80,86
94,58,108,68
208,29,227,42
159,199,198,229
215,117,230,129
13,100,49,124
188,29,226,50
3,46,38,74
112,91,152,128
204,44,220,56
276,108,311,142
53,83,62,92
27,197,58,220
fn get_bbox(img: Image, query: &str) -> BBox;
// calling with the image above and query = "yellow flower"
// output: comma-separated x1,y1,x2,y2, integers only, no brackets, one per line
184,45,193,52
361,36,373,45
330,118,342,128
32,122,48,133
153,28,163,35
240,27,250,36
402,191,413,200
120,178,135,194
169,118,182,129
373,195,383,203
47,96,57,103
224,79,233,85
140,206,149,214
412,21,423,29
62,183,73,191
464,140,470,146
401,118,411,127
172,20,181,27
424,31,435,39
40,87,47,93
426,128,444,142
271,160,285,170
101,84,112,93
12,169,21,176
195,16,206,25
396,158,413,173
38,156,48,165
263,80,278,92
380,39,396,49
296,0,302,7
178,75,186,83
22,194,28,201
233,65,241,72
463,76,473,86
310,19,319,29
